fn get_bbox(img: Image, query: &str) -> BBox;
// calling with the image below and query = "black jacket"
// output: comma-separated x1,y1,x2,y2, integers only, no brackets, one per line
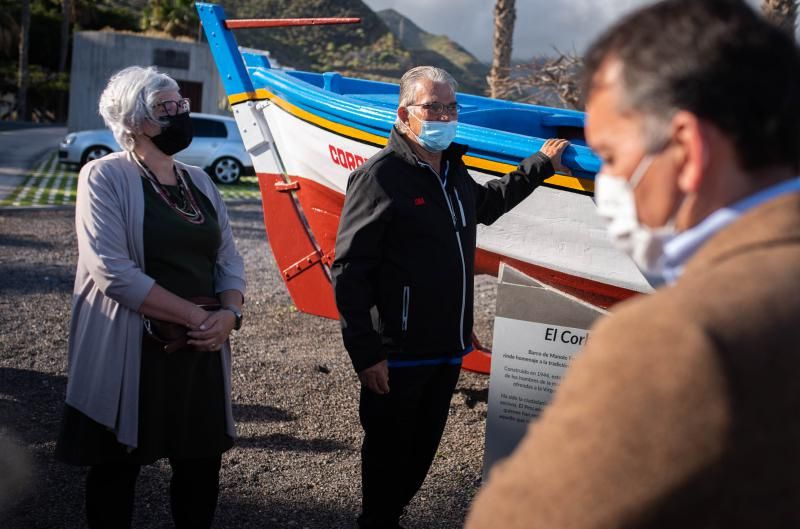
332,127,555,372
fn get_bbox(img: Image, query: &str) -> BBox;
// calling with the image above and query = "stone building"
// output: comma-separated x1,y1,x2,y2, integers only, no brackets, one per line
67,31,227,131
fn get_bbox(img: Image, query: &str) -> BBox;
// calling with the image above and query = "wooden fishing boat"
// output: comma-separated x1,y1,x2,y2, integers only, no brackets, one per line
195,2,651,372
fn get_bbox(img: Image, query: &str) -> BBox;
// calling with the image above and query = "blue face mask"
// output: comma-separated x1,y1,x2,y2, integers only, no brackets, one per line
409,113,458,152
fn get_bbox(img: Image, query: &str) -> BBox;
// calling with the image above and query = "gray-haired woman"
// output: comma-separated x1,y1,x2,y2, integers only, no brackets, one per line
55,66,246,529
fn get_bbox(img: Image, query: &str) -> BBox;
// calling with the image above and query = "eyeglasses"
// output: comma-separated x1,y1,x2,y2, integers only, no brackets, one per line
153,98,191,117
407,102,462,116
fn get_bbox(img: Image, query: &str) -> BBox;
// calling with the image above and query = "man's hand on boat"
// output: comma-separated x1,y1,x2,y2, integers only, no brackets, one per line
539,138,571,175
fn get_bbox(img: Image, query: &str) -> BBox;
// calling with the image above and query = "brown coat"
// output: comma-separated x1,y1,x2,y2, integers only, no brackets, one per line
466,192,800,529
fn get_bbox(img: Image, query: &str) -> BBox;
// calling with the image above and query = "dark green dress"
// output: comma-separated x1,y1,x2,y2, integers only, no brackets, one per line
56,174,233,465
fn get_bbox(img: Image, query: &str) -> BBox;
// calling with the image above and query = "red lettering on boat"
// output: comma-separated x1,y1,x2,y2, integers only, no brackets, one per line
328,145,340,165
328,144,367,171
344,152,356,170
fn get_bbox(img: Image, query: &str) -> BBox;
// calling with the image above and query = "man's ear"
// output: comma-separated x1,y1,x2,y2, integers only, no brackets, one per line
671,111,708,194
397,106,409,126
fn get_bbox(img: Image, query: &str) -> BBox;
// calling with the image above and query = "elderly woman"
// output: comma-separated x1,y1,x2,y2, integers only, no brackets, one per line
55,66,246,529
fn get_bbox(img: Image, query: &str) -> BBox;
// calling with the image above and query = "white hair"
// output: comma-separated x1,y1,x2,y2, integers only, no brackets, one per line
394,66,458,134
98,66,179,152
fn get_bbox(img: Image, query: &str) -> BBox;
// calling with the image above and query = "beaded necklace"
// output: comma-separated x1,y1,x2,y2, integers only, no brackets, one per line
135,155,205,225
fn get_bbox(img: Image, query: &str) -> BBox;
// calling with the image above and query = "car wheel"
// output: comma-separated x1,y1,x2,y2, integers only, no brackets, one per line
81,146,112,166
210,156,243,185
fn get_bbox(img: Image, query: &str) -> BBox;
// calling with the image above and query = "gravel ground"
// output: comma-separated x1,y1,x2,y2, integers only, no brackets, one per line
0,202,497,529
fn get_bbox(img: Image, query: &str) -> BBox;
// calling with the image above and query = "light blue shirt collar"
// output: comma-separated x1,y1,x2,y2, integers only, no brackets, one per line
660,177,800,284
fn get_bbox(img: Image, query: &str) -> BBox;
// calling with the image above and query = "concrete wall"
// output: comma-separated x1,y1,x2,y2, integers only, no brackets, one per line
67,31,227,132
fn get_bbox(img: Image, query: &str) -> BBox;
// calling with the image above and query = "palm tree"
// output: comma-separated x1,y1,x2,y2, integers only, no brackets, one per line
762,0,797,39
17,0,30,121
488,0,515,99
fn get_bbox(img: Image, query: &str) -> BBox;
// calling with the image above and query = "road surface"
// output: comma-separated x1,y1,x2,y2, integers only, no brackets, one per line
0,124,67,202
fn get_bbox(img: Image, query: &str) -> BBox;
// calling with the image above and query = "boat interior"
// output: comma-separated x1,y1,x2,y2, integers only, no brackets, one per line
242,51,599,178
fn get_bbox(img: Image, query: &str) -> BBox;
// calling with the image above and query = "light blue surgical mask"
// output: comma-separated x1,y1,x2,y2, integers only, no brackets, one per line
409,112,458,152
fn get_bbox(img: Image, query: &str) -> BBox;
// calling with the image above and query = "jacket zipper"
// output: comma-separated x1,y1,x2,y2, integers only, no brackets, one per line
434,177,467,350
454,232,467,350
402,285,410,332
454,188,467,228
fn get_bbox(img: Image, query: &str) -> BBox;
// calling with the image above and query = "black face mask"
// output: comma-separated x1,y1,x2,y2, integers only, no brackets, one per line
148,112,193,156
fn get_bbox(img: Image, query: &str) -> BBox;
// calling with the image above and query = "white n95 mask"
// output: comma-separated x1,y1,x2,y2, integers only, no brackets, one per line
594,154,677,277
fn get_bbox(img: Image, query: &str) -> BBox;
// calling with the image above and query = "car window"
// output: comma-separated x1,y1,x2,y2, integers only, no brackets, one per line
191,117,228,138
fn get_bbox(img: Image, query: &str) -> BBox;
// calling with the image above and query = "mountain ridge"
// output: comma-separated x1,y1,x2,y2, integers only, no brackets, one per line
376,8,489,94
225,0,487,94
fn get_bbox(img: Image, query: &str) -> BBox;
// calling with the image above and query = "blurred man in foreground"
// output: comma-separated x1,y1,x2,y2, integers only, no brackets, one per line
466,0,800,527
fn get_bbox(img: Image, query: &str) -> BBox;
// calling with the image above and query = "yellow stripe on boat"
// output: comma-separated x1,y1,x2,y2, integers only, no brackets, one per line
229,89,594,194
462,155,594,193
228,91,262,105
231,88,388,146
544,174,594,193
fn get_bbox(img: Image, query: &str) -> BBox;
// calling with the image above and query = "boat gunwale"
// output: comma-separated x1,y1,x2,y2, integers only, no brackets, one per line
242,67,602,179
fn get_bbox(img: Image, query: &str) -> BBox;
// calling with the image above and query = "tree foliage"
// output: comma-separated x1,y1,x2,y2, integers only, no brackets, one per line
4,0,491,121
2,0,144,121
496,0,800,110
141,0,200,39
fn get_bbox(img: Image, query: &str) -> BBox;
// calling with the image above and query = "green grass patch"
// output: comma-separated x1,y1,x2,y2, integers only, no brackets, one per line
1,152,262,207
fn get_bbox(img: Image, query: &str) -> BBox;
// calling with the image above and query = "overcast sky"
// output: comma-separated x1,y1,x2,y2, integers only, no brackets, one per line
363,0,764,63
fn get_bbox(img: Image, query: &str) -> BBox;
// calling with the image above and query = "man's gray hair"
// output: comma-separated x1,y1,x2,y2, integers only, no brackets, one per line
98,66,179,152
395,66,458,133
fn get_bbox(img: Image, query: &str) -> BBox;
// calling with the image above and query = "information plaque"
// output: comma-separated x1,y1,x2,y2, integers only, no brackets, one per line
483,264,605,475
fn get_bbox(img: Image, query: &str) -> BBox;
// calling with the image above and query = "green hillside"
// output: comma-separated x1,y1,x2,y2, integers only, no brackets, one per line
219,0,408,80
219,0,487,93
2,0,489,121
377,8,488,94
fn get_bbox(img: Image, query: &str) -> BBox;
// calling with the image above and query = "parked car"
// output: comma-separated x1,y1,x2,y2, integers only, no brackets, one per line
58,113,254,184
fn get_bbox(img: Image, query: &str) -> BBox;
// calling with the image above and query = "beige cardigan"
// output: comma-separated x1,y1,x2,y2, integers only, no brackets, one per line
65,151,246,448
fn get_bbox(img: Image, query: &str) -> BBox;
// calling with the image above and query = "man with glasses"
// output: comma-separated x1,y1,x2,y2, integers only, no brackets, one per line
332,65,569,529
466,1,800,527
